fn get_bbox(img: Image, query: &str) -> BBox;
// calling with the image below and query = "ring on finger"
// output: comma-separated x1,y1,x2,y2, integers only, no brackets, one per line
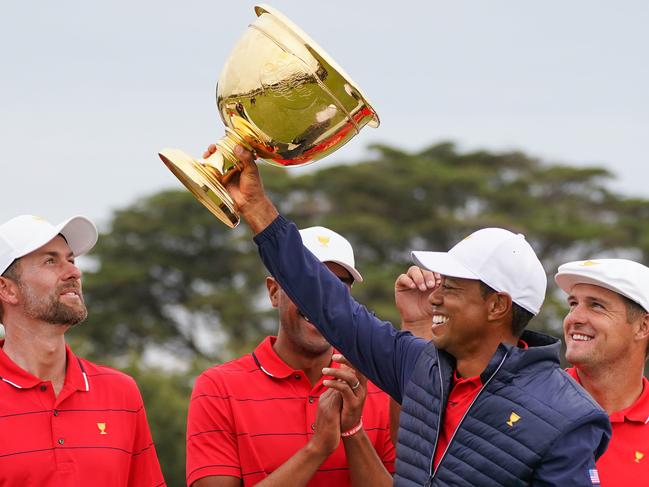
351,380,360,391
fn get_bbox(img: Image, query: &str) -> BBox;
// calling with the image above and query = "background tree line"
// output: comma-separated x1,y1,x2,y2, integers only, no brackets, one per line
66,142,649,486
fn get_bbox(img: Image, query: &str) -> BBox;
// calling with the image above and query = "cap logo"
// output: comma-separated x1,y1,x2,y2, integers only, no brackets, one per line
506,412,521,427
97,422,107,435
317,235,330,247
581,261,599,267
635,451,644,463
32,216,46,221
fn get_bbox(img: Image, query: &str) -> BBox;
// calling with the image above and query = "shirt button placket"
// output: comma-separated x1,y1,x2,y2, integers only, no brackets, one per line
306,391,318,439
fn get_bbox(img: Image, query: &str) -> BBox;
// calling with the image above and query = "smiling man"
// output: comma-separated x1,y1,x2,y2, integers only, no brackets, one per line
213,144,612,486
0,215,165,487
556,259,649,487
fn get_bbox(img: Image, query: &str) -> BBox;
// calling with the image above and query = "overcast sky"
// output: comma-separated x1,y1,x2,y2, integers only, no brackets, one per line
2,1,647,229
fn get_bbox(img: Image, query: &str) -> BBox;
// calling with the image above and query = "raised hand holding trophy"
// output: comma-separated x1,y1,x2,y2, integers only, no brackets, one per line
159,4,379,227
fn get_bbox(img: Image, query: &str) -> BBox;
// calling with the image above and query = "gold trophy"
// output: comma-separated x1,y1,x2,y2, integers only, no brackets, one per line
158,4,379,227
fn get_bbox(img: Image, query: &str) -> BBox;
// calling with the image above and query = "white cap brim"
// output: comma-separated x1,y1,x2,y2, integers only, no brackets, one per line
555,272,637,305
555,260,649,313
326,259,363,283
57,216,98,257
411,251,480,280
17,216,98,262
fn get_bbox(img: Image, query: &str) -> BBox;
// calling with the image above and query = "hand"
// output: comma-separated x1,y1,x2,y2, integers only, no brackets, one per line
322,354,367,432
310,388,343,456
394,266,441,333
203,144,278,232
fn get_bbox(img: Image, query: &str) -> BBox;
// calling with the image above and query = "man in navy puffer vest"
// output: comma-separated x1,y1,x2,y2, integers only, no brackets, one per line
222,145,611,486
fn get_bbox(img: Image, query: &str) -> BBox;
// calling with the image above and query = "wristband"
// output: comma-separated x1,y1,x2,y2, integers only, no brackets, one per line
341,418,363,438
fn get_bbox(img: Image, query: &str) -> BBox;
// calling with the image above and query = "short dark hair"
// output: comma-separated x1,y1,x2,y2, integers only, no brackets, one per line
621,295,647,323
618,296,649,359
1,260,21,281
480,281,534,337
0,259,21,322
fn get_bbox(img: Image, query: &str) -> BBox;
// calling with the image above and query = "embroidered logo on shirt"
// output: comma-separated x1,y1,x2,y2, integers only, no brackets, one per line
97,422,107,435
506,412,521,427
317,236,330,247
635,451,644,463
589,468,600,485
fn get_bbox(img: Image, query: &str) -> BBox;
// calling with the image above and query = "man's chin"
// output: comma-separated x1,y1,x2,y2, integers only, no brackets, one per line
45,307,88,327
299,339,332,357
429,331,448,348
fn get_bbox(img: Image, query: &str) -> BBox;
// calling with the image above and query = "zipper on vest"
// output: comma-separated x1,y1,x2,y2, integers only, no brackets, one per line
427,350,510,484
425,347,447,487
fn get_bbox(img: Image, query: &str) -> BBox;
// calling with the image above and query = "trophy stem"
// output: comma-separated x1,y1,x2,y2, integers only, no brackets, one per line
158,148,240,228
212,128,256,183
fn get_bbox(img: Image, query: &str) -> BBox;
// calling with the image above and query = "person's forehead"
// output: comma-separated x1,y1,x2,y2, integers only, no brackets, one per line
443,275,479,285
23,235,72,259
568,282,624,304
324,261,352,279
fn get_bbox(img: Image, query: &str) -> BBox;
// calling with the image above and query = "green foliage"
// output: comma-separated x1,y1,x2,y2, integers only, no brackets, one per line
71,141,649,484
124,363,192,487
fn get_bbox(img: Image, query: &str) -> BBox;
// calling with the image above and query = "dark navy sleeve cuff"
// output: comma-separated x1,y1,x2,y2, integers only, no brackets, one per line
253,214,291,247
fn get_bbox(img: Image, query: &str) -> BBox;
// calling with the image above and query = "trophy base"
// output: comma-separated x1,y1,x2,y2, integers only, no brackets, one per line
158,149,240,228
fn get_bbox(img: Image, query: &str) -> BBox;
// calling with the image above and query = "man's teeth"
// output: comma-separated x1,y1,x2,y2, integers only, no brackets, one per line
572,333,593,341
432,315,448,325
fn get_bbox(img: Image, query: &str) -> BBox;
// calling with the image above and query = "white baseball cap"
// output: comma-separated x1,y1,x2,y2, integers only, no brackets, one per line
299,226,362,283
411,227,546,315
0,215,98,275
555,259,649,312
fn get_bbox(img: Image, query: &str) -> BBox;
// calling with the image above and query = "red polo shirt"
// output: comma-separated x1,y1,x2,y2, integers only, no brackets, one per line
432,340,528,469
433,370,482,469
567,367,649,487
0,340,165,487
186,336,395,486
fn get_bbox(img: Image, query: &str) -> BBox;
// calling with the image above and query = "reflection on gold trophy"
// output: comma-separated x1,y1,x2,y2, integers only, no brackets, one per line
158,4,379,227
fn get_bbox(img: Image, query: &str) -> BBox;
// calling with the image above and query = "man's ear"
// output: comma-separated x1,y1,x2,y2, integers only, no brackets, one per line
266,277,280,308
0,276,20,307
634,312,649,342
487,292,512,323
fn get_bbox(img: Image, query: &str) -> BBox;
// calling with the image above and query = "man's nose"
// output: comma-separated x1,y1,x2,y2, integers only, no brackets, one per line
62,260,82,280
565,303,587,327
428,286,443,306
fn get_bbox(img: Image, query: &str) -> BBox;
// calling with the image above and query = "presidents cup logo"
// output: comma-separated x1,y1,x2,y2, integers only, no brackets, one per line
259,55,315,111
97,422,107,435
317,235,330,247
506,412,521,427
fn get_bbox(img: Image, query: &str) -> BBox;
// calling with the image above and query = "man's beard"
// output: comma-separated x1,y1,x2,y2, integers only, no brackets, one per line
20,283,88,326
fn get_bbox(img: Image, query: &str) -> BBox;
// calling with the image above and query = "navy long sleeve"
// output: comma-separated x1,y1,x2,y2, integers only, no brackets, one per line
254,215,427,402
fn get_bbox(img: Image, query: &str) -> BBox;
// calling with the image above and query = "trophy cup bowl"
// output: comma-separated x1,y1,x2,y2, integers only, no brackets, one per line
159,4,379,227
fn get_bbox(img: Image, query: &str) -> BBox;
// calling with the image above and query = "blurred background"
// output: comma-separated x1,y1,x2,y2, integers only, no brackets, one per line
2,1,648,485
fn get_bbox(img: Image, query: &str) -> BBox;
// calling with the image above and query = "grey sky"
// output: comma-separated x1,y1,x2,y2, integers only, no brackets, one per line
2,1,647,228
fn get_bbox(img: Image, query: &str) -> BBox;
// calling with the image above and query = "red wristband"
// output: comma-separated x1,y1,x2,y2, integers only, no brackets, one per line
341,418,363,438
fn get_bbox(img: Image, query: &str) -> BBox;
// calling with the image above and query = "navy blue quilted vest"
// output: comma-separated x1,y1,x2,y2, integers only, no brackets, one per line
394,331,609,486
